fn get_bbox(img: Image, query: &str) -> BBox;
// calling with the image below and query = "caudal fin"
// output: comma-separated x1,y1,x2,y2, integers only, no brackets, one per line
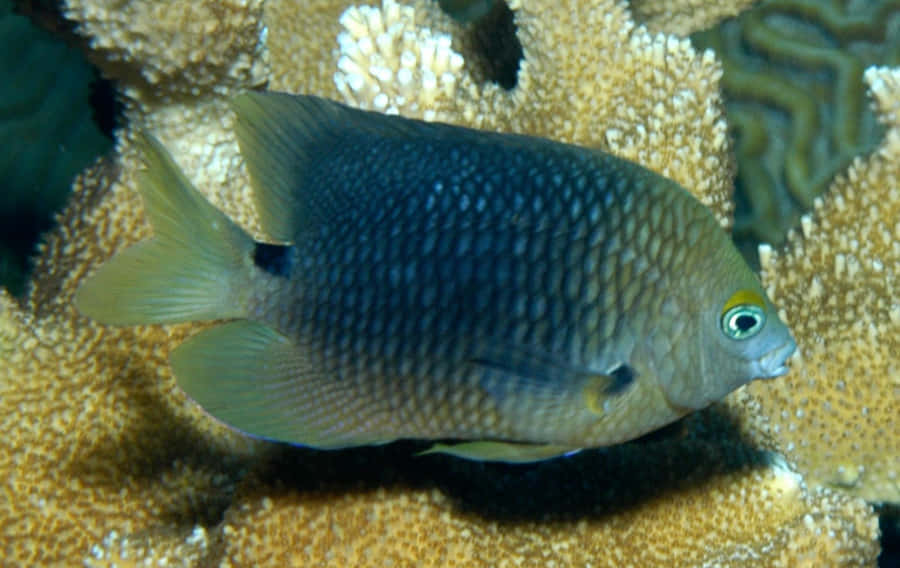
75,134,255,325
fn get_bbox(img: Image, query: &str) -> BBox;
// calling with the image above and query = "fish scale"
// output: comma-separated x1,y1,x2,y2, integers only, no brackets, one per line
74,91,796,462
245,116,734,443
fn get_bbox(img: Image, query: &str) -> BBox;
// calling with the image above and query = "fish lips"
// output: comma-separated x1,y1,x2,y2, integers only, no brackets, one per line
754,340,797,379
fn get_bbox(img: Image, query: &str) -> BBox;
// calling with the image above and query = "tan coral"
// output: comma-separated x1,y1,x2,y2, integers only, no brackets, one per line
629,0,758,36
745,66,900,503
0,160,260,565
64,0,268,95
71,0,736,226
262,0,348,99
217,443,878,567
0,0,889,565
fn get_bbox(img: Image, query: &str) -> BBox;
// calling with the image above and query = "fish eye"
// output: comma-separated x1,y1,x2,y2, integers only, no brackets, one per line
721,304,766,339
720,290,767,340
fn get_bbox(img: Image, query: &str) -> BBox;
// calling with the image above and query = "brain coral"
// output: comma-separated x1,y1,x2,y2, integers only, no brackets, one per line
691,0,900,251
0,0,889,565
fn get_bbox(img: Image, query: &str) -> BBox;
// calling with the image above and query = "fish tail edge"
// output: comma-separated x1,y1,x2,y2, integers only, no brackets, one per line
75,133,255,325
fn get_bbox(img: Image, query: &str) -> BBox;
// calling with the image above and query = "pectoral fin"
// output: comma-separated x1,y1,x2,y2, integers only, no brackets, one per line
470,339,636,410
418,441,581,463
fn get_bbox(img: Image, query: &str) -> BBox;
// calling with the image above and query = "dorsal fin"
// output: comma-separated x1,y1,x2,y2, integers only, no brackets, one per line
231,92,449,242
230,91,569,243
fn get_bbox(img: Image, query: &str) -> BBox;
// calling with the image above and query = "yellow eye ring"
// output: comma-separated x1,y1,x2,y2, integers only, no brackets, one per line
721,289,765,314
721,304,765,339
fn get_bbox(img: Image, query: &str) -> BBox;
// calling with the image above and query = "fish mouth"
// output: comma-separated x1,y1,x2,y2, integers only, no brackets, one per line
756,341,797,379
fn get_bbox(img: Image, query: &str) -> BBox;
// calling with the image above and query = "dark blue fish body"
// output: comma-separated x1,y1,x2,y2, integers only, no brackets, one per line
75,92,795,462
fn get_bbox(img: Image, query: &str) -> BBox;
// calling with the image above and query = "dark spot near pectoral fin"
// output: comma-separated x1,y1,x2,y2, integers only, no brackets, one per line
253,242,295,278
606,363,636,395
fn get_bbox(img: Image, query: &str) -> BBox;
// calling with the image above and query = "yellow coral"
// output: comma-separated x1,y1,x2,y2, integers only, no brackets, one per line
263,0,346,98
0,0,889,565
743,66,900,504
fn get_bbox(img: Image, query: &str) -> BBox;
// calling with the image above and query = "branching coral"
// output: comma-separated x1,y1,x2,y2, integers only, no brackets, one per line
0,0,891,564
1,158,261,565
736,66,900,505
64,0,269,96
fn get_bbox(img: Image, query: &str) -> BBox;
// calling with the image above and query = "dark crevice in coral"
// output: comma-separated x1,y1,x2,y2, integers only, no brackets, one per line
0,210,44,297
438,0,496,23
11,0,73,35
89,70,125,140
438,0,523,90
878,505,900,568
465,0,522,89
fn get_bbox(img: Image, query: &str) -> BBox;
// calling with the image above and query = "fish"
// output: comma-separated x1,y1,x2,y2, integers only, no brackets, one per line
75,91,796,463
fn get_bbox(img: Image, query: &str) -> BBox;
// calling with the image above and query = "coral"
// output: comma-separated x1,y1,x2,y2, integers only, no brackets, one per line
0,0,111,295
691,0,900,250
0,0,890,565
262,0,346,98
64,0,737,226
218,442,878,567
737,66,900,505
63,0,269,96
629,0,757,36
1,159,260,565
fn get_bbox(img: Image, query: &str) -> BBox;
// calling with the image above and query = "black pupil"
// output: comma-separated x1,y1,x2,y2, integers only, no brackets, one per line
735,314,758,331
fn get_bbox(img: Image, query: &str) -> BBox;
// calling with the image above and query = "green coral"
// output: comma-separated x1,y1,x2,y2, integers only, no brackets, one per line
0,1,112,296
692,0,900,253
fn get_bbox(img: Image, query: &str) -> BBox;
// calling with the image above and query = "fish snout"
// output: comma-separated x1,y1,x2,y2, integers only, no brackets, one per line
756,340,797,379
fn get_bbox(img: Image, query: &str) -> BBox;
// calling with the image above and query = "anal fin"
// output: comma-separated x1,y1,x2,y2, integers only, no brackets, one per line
172,320,389,449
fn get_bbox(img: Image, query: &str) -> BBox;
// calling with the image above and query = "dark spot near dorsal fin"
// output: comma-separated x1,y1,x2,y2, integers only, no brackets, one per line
253,242,295,278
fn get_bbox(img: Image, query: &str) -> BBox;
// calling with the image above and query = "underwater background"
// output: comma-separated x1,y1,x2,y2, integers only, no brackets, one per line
0,0,897,565
0,0,112,296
